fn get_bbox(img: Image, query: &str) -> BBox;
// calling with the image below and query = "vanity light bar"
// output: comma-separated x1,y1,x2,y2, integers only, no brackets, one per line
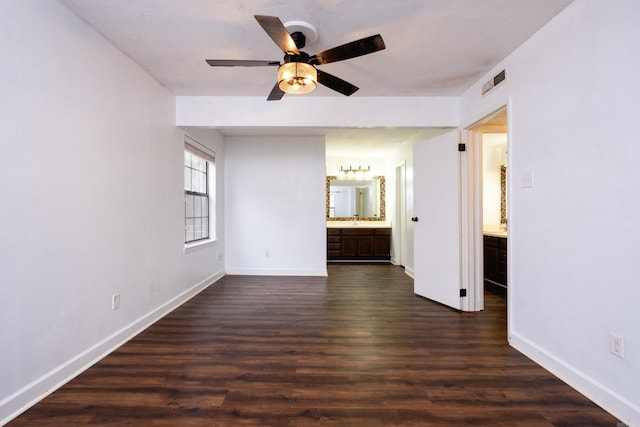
338,165,371,179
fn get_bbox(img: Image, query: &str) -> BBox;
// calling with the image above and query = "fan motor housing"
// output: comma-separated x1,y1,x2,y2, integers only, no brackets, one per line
290,31,306,49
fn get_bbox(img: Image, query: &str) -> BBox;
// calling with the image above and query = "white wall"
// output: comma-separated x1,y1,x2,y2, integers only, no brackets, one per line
224,136,327,276
0,1,224,423
177,96,460,128
461,1,640,424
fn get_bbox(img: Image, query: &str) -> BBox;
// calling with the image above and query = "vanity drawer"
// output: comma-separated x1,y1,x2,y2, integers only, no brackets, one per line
484,235,500,248
342,228,376,236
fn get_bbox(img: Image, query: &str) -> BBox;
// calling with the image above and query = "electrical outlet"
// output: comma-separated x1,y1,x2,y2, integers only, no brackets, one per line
609,332,624,358
112,293,121,310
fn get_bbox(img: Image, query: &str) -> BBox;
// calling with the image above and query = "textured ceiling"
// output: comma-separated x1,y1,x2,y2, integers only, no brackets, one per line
60,0,573,98
59,0,571,154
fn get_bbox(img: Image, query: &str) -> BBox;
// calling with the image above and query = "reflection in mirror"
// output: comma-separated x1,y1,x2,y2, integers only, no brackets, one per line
326,176,385,221
500,165,507,226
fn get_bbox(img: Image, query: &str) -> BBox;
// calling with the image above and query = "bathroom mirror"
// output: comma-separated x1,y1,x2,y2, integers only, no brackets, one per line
326,176,385,221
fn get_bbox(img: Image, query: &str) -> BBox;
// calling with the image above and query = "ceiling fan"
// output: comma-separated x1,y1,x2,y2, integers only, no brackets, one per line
206,15,386,101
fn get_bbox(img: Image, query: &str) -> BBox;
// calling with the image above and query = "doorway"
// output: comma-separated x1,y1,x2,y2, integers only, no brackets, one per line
466,107,509,304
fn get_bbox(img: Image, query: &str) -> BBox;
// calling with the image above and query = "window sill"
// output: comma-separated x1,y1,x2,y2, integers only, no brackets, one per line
184,238,217,254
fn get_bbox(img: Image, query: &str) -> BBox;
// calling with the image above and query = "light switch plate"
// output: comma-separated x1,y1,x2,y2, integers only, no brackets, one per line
520,171,534,188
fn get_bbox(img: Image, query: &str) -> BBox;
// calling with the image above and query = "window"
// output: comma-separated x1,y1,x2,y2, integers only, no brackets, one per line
184,141,214,244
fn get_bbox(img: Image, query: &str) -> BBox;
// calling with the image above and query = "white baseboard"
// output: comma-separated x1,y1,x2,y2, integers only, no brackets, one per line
404,266,415,279
225,267,328,277
510,331,639,427
0,271,224,426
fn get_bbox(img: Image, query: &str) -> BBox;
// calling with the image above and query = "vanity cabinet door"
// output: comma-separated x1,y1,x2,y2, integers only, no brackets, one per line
484,235,507,288
343,229,374,258
374,228,391,257
497,238,507,285
358,236,375,256
341,235,359,257
484,236,500,283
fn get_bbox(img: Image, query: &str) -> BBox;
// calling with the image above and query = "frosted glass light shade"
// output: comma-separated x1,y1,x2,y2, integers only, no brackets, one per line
278,62,317,94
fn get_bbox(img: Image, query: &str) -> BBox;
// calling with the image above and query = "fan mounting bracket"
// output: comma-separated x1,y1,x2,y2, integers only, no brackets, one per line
284,21,318,46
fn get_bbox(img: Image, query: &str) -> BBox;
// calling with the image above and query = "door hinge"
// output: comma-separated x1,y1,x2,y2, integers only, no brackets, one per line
460,289,467,297
458,143,466,152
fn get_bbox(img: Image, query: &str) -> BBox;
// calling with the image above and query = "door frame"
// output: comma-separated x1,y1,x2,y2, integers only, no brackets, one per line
394,161,407,267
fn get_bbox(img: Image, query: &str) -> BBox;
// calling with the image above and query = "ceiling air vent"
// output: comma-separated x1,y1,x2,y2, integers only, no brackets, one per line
481,69,506,95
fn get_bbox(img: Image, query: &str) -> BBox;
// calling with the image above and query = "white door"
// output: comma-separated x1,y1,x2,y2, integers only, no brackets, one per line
413,129,464,310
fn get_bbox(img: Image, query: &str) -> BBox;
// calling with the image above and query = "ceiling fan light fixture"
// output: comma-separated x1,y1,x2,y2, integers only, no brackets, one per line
278,62,317,94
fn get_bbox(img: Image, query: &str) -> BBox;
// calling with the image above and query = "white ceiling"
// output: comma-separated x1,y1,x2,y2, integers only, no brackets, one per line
59,0,572,155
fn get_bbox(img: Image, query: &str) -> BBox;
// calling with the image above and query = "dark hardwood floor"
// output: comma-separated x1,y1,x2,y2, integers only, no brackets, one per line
9,264,618,426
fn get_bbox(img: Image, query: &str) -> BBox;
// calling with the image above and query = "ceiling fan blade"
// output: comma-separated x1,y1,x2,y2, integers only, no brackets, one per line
316,69,359,96
206,59,280,67
254,15,299,55
310,34,385,65
267,83,285,101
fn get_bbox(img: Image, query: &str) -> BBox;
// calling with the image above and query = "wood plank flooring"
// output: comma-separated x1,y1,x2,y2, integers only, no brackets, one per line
8,264,619,426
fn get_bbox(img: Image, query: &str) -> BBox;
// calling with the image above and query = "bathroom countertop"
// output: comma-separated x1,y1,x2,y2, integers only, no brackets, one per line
483,230,507,238
327,221,391,228
483,225,507,238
